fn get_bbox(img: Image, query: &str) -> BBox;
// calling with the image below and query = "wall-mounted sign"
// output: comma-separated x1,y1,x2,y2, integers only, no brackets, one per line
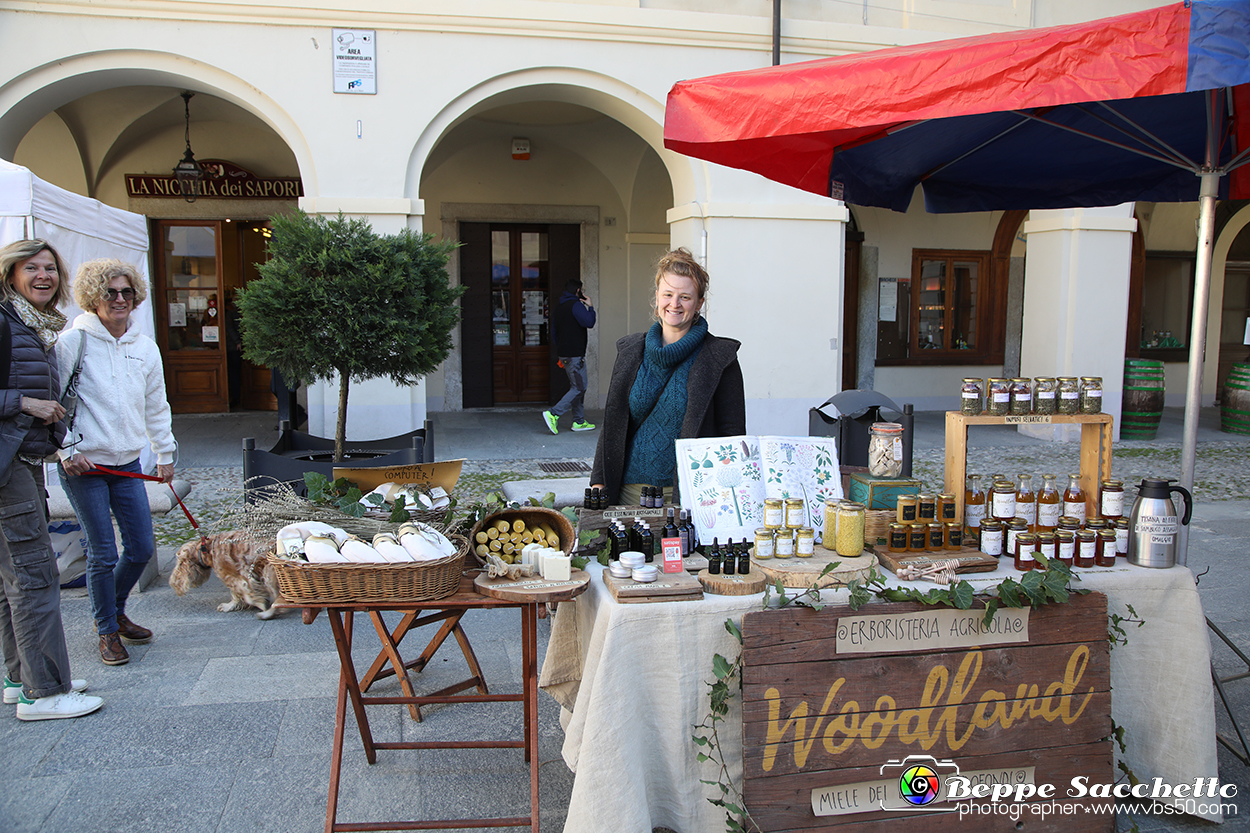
125,160,302,201
333,29,376,94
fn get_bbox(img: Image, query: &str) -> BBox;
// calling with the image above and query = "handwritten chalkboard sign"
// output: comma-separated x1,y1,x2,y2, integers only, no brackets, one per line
740,592,1112,830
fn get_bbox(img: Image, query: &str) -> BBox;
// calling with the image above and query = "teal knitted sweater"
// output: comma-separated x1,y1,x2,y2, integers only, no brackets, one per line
621,317,708,488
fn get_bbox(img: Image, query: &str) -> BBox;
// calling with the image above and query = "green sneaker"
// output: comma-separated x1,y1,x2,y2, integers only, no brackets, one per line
542,410,559,435
571,421,596,432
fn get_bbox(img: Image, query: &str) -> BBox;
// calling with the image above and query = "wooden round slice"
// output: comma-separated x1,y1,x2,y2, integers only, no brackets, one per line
473,569,590,603
698,565,767,595
755,548,877,590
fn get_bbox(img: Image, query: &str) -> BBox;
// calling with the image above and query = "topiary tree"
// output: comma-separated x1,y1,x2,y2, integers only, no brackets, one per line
237,210,463,462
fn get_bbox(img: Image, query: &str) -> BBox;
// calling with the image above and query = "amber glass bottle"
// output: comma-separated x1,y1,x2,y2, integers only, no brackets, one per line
1036,473,1061,532
964,475,986,535
1015,474,1037,531
1062,474,1087,525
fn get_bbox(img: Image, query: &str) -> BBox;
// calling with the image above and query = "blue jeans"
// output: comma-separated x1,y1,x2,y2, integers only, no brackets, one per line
552,356,587,423
59,458,155,636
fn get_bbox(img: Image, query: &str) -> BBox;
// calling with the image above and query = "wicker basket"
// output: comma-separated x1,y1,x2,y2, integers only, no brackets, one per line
268,533,469,605
864,509,893,544
468,507,575,566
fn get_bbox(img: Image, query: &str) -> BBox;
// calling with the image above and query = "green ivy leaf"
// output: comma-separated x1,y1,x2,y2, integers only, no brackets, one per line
1019,570,1048,606
712,653,734,680
948,581,975,610
981,598,1000,628
998,579,1023,608
724,618,743,644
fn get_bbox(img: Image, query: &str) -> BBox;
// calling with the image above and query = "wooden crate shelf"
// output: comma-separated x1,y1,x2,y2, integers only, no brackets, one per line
943,411,1114,523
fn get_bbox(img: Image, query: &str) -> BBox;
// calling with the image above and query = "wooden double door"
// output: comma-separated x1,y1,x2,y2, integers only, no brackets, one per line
459,223,580,408
153,219,276,413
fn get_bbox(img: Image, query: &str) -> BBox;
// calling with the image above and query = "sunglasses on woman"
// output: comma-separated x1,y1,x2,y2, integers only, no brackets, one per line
105,287,136,302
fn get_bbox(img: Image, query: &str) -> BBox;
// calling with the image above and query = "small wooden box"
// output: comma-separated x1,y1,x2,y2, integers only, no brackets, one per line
847,472,922,510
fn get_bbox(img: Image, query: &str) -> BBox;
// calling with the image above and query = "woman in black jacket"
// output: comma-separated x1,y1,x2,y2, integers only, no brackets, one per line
0,239,100,721
591,248,745,505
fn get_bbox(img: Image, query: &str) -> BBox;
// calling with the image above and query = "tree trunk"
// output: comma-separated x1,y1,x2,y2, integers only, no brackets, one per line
334,371,350,463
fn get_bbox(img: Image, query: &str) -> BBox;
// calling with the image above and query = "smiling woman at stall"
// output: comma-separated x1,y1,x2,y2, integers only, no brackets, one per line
591,248,745,505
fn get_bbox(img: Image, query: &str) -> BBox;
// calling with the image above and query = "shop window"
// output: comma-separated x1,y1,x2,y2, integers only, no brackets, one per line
879,249,998,364
1138,251,1194,361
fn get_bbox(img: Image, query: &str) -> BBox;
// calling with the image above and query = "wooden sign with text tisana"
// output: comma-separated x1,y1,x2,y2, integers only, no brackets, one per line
740,592,1112,831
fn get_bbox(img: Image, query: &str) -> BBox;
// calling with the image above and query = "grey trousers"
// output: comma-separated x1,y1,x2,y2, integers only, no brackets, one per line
0,462,73,699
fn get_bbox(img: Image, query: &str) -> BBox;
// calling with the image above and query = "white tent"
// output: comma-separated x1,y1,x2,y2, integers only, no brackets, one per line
0,157,153,338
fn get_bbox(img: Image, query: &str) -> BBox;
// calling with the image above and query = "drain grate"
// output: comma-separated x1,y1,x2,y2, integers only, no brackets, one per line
539,461,591,474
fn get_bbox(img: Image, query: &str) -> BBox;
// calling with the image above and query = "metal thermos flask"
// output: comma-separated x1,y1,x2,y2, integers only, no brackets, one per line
1127,477,1193,568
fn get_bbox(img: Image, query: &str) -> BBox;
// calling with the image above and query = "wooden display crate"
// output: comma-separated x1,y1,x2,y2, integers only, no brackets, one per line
944,411,1113,524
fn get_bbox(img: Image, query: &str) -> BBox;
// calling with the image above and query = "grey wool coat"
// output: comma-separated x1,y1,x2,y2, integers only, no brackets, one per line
591,327,745,505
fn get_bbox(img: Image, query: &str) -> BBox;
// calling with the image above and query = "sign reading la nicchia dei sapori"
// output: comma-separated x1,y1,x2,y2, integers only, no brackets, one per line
126,159,302,200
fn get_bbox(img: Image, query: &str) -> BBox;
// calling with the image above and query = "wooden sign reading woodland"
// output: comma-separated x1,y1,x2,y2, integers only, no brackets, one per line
740,592,1113,831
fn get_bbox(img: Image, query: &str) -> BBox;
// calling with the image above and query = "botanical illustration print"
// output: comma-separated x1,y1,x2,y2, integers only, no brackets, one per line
676,435,761,544
759,436,842,538
676,435,842,544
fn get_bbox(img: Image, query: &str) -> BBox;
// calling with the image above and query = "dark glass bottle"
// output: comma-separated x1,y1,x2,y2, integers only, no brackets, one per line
736,539,750,574
720,538,735,575
707,538,722,574
584,487,593,509
612,522,627,561
663,507,678,542
640,522,655,562
678,509,691,555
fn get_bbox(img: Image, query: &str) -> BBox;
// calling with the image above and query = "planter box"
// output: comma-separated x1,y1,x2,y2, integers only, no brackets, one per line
242,419,433,503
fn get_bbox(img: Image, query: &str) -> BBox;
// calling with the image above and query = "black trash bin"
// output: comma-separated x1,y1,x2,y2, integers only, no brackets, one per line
809,390,914,477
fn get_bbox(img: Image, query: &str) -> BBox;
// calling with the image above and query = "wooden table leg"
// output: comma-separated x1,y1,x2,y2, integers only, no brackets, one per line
452,620,490,695
523,602,539,832
945,411,969,522
327,610,376,764
368,611,425,722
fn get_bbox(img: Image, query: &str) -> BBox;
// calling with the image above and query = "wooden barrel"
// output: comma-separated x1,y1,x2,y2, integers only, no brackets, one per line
1121,359,1165,440
1222,363,1250,435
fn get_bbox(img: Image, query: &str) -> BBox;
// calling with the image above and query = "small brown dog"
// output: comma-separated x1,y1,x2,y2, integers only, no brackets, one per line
170,531,280,619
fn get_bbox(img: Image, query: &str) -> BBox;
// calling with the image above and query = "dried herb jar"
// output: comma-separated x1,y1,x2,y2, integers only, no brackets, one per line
1079,377,1103,414
1009,378,1033,415
1033,377,1058,414
960,377,984,416
986,378,1011,416
1057,376,1081,414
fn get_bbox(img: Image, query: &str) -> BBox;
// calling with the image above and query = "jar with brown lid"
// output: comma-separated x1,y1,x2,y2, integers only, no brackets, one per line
1009,378,1033,415
1100,480,1125,519
960,377,984,416
979,519,1004,557
896,494,919,524
1033,377,1058,414
1075,530,1097,568
1056,530,1076,566
1095,528,1117,567
1079,377,1103,414
1014,532,1038,572
991,480,1017,521
986,378,1011,416
1057,377,1081,414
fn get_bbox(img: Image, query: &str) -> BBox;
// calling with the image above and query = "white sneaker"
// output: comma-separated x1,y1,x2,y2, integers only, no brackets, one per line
16,690,104,721
3,676,88,705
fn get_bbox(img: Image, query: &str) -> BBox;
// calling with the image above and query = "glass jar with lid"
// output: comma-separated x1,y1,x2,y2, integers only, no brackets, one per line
867,422,904,477
1095,529,1117,567
990,479,1017,521
986,378,1011,416
754,528,775,560
1014,532,1038,572
888,523,909,553
960,378,984,416
1056,530,1076,566
763,498,784,530
927,522,945,551
917,493,937,522
1005,518,1029,560
1009,378,1033,415
1033,377,1058,415
774,529,795,559
1075,530,1097,568
1036,531,1057,564
908,522,929,552
938,493,957,522
1079,376,1103,414
945,522,963,551
835,502,866,556
796,528,816,557
822,499,840,550
896,494,919,524
979,519,1004,557
1057,377,1081,414
784,498,806,529
1100,480,1125,519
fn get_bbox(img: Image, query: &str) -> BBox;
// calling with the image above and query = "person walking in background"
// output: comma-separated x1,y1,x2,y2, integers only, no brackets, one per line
0,239,99,720
543,278,596,435
57,259,176,667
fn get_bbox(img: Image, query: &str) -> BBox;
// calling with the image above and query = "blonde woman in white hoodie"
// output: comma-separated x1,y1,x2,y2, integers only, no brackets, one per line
57,259,176,667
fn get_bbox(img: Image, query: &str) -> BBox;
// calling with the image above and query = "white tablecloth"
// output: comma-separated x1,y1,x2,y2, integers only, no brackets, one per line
540,561,1219,832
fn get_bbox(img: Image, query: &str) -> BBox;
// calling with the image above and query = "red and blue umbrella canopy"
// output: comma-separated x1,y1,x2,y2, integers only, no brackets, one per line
664,0,1250,213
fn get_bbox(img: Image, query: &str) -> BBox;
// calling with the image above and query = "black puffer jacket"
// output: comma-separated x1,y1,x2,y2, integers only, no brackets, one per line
0,302,65,473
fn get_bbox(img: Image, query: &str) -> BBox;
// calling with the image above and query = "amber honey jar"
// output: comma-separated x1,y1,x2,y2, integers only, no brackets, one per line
888,523,909,553
1056,530,1076,567
909,523,928,552
1014,533,1038,572
945,522,963,551
1100,480,1125,519
917,494,937,522
1075,530,1096,568
927,522,945,551
979,519,1004,557
1096,528,1117,567
1036,531,1057,565
896,494,919,524
938,493,957,522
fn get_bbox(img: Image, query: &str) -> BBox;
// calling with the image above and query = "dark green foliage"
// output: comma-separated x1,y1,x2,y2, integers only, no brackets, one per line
237,211,463,459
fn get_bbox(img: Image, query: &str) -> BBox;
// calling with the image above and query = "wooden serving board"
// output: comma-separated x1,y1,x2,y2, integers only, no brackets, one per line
754,548,877,590
602,568,703,603
698,565,767,595
473,569,590,603
874,545,1000,575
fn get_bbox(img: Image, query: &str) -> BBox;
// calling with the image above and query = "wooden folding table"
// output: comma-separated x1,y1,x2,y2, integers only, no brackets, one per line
292,572,588,833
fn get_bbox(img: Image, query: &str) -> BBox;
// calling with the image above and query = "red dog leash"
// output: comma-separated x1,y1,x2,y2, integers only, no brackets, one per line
84,464,209,559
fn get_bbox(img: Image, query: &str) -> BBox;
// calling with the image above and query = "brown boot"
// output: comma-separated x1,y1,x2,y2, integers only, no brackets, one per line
115,613,152,644
99,632,129,666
